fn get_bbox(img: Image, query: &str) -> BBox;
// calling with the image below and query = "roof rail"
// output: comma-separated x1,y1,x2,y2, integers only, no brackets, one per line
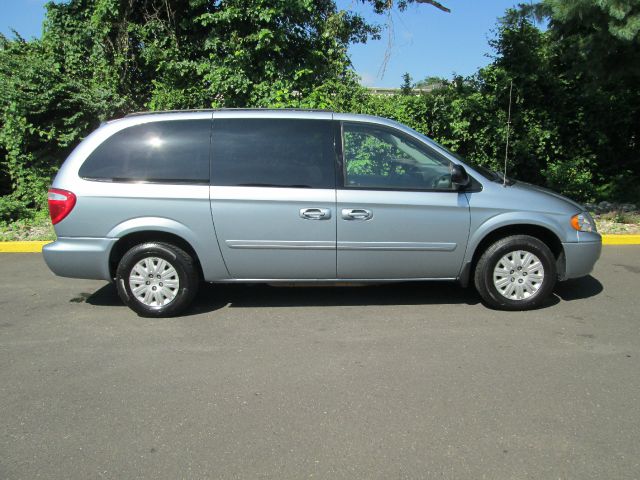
125,107,333,117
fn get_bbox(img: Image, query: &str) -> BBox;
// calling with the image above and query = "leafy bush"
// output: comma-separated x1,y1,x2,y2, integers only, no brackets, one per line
543,156,596,202
0,196,33,222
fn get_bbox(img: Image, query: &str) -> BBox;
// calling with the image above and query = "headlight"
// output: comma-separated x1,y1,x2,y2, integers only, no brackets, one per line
571,212,596,232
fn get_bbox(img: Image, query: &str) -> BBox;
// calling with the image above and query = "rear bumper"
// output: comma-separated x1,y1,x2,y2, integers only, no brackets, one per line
561,240,602,280
42,237,116,281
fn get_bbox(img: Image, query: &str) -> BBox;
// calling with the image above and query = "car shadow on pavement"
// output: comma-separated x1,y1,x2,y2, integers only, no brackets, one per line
191,275,603,313
80,283,123,307
82,281,482,314
81,274,603,315
554,275,603,301
194,282,483,313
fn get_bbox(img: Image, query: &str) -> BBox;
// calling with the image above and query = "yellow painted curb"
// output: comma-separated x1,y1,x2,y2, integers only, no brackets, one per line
0,241,51,253
602,234,640,245
0,235,639,253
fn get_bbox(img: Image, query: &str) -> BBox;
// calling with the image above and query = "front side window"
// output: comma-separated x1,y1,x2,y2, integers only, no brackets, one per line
79,120,211,183
342,122,454,190
211,118,335,189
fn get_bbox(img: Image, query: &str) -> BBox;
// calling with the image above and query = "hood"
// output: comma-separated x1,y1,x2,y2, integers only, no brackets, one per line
510,181,585,212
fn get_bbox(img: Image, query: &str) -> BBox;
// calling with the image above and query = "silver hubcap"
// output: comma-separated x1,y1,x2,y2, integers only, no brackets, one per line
129,257,180,307
493,250,544,301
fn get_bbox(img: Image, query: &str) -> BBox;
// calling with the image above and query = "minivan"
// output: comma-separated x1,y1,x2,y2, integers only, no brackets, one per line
43,109,602,316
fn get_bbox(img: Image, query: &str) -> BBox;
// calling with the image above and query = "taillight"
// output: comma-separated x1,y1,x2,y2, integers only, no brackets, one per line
48,188,76,225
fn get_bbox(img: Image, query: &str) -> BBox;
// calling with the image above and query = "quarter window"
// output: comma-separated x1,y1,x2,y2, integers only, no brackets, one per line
79,120,211,183
342,123,454,190
211,119,335,189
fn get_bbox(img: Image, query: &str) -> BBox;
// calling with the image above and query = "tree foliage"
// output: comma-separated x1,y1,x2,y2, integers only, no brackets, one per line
400,73,413,95
0,0,377,212
344,0,640,203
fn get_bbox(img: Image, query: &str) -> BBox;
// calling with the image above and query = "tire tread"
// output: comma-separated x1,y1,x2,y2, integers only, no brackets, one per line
474,234,557,311
116,242,199,317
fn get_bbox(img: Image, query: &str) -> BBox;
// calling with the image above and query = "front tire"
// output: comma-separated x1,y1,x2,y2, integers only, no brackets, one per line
474,235,557,311
116,242,199,317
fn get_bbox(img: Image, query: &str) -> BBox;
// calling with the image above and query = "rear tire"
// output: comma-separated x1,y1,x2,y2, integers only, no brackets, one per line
116,242,199,317
474,235,557,311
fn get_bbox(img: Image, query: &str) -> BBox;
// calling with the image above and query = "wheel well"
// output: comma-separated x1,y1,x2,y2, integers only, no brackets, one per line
469,224,564,281
108,231,204,280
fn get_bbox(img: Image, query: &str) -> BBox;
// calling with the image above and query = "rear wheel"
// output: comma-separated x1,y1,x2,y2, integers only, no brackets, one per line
474,235,557,311
116,242,199,317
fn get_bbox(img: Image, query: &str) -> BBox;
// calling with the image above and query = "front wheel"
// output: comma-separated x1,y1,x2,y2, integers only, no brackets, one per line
116,242,199,317
474,235,557,311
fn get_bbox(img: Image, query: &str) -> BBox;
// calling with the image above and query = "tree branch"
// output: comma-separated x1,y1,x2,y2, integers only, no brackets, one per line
415,0,451,13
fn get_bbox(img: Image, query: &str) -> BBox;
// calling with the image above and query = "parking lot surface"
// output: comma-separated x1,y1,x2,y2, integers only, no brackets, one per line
1,247,639,479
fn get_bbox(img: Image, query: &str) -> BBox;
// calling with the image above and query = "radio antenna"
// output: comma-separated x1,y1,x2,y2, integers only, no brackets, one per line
503,79,513,187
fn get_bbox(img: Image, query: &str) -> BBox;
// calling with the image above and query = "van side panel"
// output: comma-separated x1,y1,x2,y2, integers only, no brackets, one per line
47,182,230,281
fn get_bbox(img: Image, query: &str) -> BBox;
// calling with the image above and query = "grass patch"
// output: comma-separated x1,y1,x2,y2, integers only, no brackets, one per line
593,211,640,235
0,209,55,241
597,211,640,224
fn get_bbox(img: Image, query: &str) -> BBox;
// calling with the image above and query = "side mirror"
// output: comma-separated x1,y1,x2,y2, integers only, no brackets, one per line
451,163,470,189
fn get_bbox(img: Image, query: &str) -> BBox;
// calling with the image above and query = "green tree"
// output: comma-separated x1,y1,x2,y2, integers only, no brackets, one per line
363,0,450,14
542,0,640,201
400,73,413,95
414,76,445,89
370,1,640,203
0,0,380,207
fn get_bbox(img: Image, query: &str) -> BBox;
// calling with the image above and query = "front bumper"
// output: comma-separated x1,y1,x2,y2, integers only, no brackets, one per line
560,239,602,280
42,237,117,281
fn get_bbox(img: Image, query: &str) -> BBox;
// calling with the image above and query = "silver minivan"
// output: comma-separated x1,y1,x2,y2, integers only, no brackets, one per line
43,109,602,316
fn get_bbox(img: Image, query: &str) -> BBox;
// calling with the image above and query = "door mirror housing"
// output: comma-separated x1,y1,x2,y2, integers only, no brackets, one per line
451,164,470,189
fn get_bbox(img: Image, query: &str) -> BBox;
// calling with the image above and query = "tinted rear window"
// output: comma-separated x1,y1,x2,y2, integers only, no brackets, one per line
211,118,335,188
79,120,211,183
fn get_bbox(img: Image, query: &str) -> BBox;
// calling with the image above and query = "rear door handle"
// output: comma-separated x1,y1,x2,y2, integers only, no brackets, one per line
342,208,373,220
300,208,331,220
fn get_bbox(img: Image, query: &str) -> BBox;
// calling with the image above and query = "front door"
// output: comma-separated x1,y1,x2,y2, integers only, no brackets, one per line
210,116,337,279
336,121,470,279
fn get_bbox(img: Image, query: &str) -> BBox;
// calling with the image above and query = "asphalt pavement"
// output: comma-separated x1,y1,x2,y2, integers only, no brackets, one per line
1,247,639,479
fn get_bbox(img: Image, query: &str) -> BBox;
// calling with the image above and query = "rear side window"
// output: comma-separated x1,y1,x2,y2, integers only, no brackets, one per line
79,120,211,183
211,118,335,188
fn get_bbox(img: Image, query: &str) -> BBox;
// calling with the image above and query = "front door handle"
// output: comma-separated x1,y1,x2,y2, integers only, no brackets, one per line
342,208,373,221
300,208,331,220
